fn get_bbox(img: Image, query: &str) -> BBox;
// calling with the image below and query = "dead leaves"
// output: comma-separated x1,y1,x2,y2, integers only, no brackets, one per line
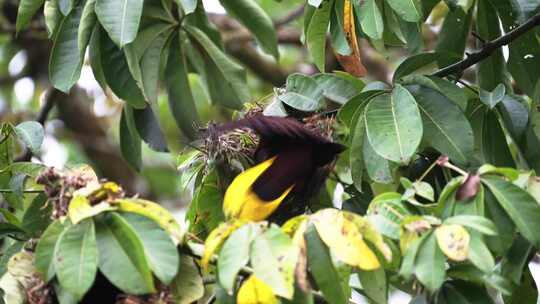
336,0,367,77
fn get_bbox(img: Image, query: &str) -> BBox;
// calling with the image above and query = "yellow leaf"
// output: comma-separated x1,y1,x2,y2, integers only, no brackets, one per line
435,224,470,261
7,252,38,289
201,220,245,272
399,216,432,252
312,209,380,270
337,0,367,77
282,215,308,238
344,212,392,262
113,198,184,245
68,195,116,224
237,275,278,304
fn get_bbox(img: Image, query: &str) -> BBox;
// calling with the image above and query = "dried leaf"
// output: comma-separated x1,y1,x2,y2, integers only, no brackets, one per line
336,0,367,77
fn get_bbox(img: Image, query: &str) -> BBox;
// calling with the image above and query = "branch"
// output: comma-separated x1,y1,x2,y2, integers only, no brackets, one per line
274,4,305,27
432,12,540,77
0,189,43,193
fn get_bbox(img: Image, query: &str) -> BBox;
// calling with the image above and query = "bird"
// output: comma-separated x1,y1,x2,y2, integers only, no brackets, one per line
211,115,345,222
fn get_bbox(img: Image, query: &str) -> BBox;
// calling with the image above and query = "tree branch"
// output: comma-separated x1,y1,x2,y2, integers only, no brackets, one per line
432,12,540,78
274,4,305,27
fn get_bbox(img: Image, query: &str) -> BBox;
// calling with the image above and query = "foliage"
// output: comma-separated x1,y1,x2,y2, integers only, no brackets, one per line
1,0,540,303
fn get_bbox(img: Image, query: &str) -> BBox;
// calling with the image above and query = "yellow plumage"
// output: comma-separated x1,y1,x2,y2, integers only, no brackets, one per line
223,157,293,221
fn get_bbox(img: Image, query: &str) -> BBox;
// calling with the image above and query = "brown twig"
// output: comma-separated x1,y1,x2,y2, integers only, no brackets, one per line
274,4,306,27
432,12,540,78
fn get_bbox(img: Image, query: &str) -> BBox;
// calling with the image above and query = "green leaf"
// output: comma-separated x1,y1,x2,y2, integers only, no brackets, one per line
357,268,387,304
165,34,200,140
363,134,394,184
330,0,351,56
21,193,51,236
220,0,278,59
434,6,473,67
98,26,146,108
95,213,155,294
305,225,347,304
482,176,540,247
95,0,143,47
386,0,422,22
444,215,497,236
183,3,222,47
133,106,169,152
44,0,61,37
0,241,24,278
414,232,445,291
88,26,108,90
16,0,46,32
504,269,538,304
3,162,45,179
185,25,249,109
499,94,528,141
58,0,73,15
49,3,84,92
78,0,96,59
491,0,540,97
393,52,458,82
367,193,410,239
171,255,204,303
13,121,44,154
121,213,179,284
398,233,427,279
476,0,506,91
279,74,324,112
467,232,495,273
178,0,197,14
468,103,514,167
218,223,258,292
484,190,514,255
427,76,468,110
338,90,383,126
350,106,366,191
306,0,334,72
365,85,422,163
250,227,294,299
125,24,173,104
356,0,384,39
437,280,496,304
54,219,98,299
479,84,505,109
407,85,474,165
35,220,65,281
500,235,533,284
119,105,142,171
188,170,224,238
313,73,362,104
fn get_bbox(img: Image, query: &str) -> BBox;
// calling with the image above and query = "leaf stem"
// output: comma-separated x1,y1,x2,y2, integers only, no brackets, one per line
442,163,468,176
417,160,438,182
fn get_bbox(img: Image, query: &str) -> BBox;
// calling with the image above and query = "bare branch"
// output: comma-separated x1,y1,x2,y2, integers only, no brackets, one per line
433,12,540,78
